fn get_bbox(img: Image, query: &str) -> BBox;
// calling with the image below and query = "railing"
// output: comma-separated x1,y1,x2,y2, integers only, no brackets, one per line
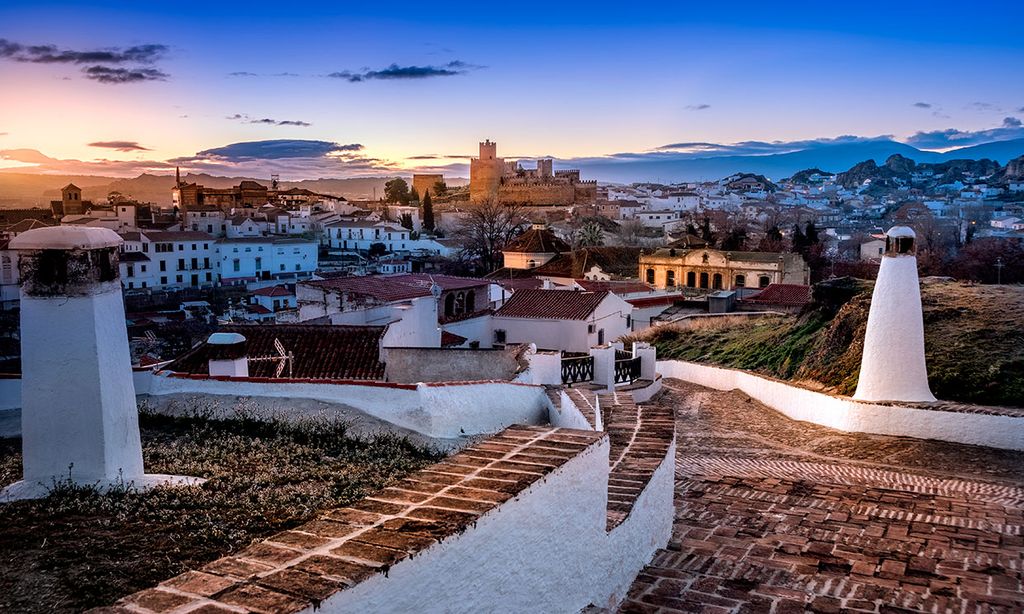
561,354,595,385
614,354,642,384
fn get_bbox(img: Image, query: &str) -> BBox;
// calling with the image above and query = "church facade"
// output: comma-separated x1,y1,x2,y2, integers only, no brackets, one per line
639,247,810,291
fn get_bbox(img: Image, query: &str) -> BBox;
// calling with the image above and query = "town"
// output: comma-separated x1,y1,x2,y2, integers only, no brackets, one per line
1,3,1023,613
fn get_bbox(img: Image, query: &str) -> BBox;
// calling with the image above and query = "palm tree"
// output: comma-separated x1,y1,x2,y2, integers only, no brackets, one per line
577,221,605,247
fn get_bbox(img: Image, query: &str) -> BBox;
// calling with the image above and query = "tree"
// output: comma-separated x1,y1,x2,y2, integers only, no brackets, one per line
432,181,448,196
422,191,435,232
758,225,785,252
384,178,410,205
616,218,646,247
791,224,807,254
410,186,420,204
720,227,748,251
399,213,414,231
699,217,716,247
368,242,388,259
576,221,605,247
452,199,525,273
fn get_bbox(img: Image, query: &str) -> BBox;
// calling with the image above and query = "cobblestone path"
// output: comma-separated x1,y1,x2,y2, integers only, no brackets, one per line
618,380,1024,614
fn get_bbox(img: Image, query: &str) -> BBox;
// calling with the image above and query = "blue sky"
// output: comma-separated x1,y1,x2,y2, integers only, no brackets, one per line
0,0,1022,178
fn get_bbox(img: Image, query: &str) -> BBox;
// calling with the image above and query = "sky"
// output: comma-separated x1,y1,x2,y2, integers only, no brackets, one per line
0,0,1023,179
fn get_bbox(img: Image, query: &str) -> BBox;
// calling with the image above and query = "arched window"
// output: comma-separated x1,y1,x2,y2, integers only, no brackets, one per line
735,274,745,288
759,275,770,288
455,291,465,314
444,293,455,317
646,268,655,284
666,270,676,287
699,272,709,289
712,273,723,290
527,259,537,269
686,271,696,287
466,290,476,313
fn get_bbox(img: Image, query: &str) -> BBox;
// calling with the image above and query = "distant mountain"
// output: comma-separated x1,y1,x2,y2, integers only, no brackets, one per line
567,138,1024,184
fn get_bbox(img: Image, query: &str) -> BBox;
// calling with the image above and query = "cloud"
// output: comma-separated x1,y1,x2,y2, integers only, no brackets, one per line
905,117,1024,149
228,71,258,77
328,61,480,82
912,102,932,109
653,135,894,158
189,140,362,162
227,113,312,127
685,104,711,111
969,101,998,111
88,141,150,152
0,38,169,84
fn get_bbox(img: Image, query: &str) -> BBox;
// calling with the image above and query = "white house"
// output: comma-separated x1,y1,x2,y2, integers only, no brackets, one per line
491,289,633,353
217,237,318,285
185,207,228,236
119,230,217,290
326,221,411,252
226,216,267,238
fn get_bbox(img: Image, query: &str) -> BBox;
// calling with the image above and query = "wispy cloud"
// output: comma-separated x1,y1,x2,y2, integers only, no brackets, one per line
227,113,311,127
905,117,1024,149
328,60,481,82
653,135,893,158
88,141,150,152
912,102,932,109
228,71,258,77
685,104,711,111
0,38,169,84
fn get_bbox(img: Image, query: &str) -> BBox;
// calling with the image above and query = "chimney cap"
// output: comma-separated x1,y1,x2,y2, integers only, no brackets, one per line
885,225,916,239
208,332,246,345
9,226,122,251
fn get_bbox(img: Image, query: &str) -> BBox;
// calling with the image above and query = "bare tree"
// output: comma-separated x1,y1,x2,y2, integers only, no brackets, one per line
452,199,526,273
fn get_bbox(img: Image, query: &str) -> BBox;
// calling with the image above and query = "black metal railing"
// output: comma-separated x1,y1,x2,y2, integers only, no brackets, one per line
561,354,594,385
614,349,632,361
614,354,641,384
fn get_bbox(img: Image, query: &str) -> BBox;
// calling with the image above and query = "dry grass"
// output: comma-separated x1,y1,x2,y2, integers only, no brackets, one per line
0,401,441,613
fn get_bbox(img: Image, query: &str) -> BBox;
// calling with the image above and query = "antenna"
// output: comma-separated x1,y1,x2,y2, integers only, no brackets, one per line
248,337,294,378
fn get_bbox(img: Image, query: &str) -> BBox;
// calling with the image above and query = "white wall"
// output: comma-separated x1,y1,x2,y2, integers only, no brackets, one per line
658,360,1024,450
143,372,549,439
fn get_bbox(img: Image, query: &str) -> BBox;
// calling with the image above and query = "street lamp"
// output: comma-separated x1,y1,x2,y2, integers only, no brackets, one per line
995,257,1004,285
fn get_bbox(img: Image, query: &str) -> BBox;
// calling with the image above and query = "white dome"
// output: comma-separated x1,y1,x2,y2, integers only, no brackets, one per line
886,226,916,239
207,332,247,345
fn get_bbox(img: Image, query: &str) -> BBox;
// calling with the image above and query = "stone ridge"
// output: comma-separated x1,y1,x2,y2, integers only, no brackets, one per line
100,425,606,614
600,392,675,531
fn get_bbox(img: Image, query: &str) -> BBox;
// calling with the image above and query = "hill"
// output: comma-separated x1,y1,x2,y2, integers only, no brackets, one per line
632,279,1024,407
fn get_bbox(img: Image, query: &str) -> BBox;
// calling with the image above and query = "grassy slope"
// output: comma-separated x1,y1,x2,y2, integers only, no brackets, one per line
638,280,1024,407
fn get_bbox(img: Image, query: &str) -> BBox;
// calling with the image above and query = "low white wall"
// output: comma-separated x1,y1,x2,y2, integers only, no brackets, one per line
143,372,548,440
658,360,1024,451
312,435,673,613
548,390,597,431
629,376,663,404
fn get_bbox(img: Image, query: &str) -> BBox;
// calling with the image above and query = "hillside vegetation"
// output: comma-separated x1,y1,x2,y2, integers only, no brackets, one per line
635,279,1024,407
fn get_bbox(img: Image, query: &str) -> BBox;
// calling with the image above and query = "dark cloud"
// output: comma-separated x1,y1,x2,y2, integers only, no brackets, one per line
0,38,169,84
83,66,168,83
328,60,480,82
228,71,258,77
905,117,1024,149
1019,106,1024,113
227,114,311,127
912,102,932,109
685,104,711,111
653,135,893,158
0,39,166,64
187,140,363,162
88,141,150,152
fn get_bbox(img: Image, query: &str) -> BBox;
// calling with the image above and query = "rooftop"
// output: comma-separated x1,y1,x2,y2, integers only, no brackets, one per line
495,289,610,320
165,324,387,380
743,283,813,306
503,226,570,254
305,274,491,303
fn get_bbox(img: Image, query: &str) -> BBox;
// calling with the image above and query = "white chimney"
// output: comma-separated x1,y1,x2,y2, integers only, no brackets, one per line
206,332,249,377
853,226,936,403
1,227,201,501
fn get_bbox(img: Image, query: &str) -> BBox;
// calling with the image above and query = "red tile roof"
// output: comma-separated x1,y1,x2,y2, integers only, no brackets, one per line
165,324,386,380
305,274,490,303
742,283,812,307
575,279,654,295
503,226,570,254
440,330,468,347
495,289,610,320
251,285,293,297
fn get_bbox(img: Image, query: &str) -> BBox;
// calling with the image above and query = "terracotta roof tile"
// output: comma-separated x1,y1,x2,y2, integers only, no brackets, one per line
503,227,570,254
165,324,386,380
495,289,609,320
305,274,490,303
743,283,812,306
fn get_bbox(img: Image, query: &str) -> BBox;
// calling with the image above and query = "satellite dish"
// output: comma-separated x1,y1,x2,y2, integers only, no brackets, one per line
430,281,442,299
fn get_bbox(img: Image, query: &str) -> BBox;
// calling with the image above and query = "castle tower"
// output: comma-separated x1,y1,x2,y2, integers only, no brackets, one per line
470,139,504,204
61,183,84,216
1,226,201,500
853,226,936,403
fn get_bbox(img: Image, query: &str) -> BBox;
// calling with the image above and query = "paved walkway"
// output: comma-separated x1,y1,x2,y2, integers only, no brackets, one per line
619,380,1024,614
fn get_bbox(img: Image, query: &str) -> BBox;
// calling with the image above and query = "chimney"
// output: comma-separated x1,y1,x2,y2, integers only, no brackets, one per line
2,226,201,500
206,332,249,377
853,226,936,402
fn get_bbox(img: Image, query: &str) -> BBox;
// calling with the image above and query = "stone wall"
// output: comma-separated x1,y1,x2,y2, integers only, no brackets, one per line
384,347,523,383
497,182,577,206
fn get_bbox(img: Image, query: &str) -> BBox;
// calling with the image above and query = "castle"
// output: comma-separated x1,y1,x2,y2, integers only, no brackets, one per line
469,140,597,206
171,169,326,213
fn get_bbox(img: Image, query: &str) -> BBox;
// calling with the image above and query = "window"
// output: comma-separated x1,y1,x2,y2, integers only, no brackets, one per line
255,257,262,270
280,264,285,271
494,329,507,344
191,244,197,250
759,275,770,288
700,272,709,289
686,271,696,287
646,268,655,284
233,259,240,272
666,270,675,287
587,324,596,334
191,258,198,270
466,290,476,313
127,281,134,289
159,260,166,272
178,258,185,271
205,272,212,282
597,329,605,345
713,273,723,290
127,265,134,277
444,293,456,318
160,276,167,284
735,274,745,288
176,275,182,283
626,315,632,329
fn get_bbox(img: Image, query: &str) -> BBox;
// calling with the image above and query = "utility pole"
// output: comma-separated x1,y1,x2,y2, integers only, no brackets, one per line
995,257,1004,285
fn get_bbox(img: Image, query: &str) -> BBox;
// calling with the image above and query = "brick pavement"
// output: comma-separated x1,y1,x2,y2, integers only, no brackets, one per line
618,380,1024,614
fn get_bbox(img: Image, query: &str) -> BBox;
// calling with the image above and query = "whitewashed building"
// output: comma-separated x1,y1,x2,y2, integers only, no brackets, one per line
491,289,633,353
217,237,318,285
